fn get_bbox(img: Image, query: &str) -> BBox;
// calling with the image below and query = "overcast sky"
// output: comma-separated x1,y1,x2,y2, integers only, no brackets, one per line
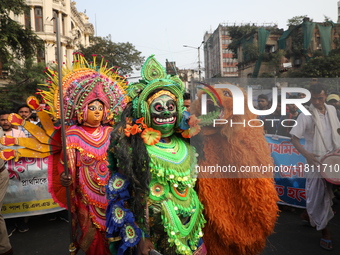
74,0,338,78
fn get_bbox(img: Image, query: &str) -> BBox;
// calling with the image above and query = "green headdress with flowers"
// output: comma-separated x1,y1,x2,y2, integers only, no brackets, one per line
127,55,185,128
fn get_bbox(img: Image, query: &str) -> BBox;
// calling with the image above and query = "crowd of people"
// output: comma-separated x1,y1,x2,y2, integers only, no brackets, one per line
0,54,339,255
0,105,34,255
0,105,69,255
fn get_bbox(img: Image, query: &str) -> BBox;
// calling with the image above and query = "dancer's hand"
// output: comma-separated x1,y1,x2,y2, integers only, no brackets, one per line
137,238,154,255
304,152,320,166
60,172,72,186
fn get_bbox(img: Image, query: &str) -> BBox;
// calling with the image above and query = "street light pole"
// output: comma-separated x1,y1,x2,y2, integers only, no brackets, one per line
183,41,204,81
198,46,201,81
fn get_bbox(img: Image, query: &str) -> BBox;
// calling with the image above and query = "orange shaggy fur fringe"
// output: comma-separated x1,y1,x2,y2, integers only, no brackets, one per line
193,87,279,255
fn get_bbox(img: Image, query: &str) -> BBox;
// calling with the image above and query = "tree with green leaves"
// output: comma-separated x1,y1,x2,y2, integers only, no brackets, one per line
78,35,144,75
323,15,333,23
288,49,340,78
0,0,45,110
0,0,44,63
0,59,46,110
286,15,309,27
227,24,258,59
260,49,287,78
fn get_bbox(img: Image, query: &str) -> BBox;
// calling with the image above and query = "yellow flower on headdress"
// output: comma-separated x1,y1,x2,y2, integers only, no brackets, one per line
141,128,161,145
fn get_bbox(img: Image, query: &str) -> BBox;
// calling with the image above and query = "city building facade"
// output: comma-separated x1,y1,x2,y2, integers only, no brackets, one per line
203,24,238,79
279,17,340,74
231,17,340,79
9,0,94,64
236,26,283,78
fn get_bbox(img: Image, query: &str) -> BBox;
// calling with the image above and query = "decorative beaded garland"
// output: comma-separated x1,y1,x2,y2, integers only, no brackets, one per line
146,136,197,188
162,197,205,254
146,137,205,255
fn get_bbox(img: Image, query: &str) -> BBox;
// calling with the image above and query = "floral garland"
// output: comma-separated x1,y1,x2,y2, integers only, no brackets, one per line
146,137,205,254
124,114,202,144
124,117,162,145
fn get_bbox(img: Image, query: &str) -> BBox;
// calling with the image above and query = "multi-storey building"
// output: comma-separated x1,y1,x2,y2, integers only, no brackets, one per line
203,24,238,79
279,17,340,74
237,26,283,78
235,17,340,79
222,14,340,80
9,0,94,64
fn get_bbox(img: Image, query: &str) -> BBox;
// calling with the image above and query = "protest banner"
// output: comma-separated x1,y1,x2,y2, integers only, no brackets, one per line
2,157,63,219
266,135,307,208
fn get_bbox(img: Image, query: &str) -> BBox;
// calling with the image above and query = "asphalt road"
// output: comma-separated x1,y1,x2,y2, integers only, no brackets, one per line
8,200,340,255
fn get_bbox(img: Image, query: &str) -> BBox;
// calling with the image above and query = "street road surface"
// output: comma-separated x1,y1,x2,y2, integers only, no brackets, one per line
8,200,340,254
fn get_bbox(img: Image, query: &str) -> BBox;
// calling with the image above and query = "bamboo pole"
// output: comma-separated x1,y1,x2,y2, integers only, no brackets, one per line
55,15,76,255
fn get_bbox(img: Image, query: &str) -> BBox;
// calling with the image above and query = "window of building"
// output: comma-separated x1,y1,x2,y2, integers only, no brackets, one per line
222,39,231,44
35,7,43,32
316,37,321,50
222,48,232,54
62,14,65,35
55,47,58,62
53,10,58,33
24,8,31,29
37,49,45,63
265,45,275,53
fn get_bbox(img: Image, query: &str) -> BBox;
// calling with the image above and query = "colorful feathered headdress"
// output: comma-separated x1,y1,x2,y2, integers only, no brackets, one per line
37,53,128,125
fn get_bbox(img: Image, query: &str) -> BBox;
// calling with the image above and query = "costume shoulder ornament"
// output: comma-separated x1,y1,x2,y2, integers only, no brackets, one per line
0,53,128,161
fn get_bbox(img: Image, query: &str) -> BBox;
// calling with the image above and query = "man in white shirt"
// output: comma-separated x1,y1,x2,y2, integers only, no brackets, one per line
290,83,340,251
0,112,25,138
16,105,32,138
0,111,28,235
